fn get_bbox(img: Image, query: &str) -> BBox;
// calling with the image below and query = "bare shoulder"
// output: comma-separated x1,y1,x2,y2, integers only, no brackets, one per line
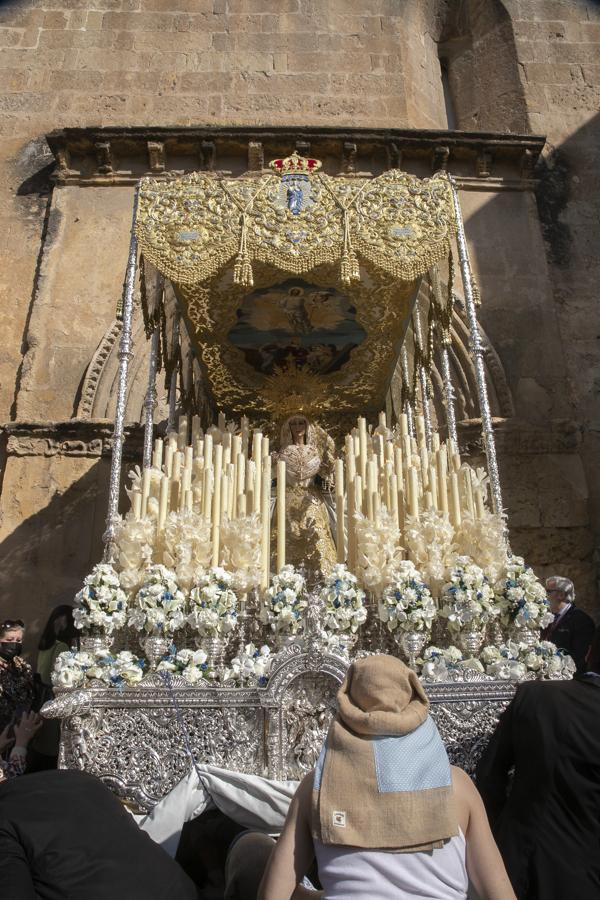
451,765,474,791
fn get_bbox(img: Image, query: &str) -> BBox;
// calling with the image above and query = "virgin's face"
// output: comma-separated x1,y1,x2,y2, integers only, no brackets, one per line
289,417,308,442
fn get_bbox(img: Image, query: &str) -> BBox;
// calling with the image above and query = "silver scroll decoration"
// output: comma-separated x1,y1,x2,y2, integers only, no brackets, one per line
449,177,504,517
103,184,140,559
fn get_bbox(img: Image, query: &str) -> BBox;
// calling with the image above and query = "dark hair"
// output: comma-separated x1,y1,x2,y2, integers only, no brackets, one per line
38,605,77,652
587,626,600,672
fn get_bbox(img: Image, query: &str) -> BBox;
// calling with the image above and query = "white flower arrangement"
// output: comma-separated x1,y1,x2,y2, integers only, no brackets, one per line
319,564,367,634
419,644,484,682
73,563,128,635
454,509,508,584
188,567,238,637
354,510,404,596
128,564,187,635
440,558,499,632
261,565,307,635
162,510,212,590
52,649,146,690
114,514,155,591
157,648,211,684
379,560,436,634
220,514,262,593
226,643,273,687
481,639,575,680
404,510,455,592
494,556,554,631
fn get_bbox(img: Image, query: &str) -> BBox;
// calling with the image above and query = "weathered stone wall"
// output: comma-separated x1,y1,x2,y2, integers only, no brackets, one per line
0,0,598,652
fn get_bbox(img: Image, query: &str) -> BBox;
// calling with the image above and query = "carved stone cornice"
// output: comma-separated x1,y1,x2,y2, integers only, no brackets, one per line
45,126,546,192
458,418,582,456
1,420,143,459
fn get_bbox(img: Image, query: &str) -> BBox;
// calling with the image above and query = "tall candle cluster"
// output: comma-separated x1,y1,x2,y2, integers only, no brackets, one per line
128,413,284,589
342,412,490,571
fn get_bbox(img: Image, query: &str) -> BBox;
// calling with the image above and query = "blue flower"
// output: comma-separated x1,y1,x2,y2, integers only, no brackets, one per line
258,675,268,687
163,591,173,601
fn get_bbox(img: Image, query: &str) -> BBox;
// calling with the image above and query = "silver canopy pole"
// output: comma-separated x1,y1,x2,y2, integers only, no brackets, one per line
102,185,140,560
400,345,415,436
412,304,432,449
142,326,160,468
449,176,503,516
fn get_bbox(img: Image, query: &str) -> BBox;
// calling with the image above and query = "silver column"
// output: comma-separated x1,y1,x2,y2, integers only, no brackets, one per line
412,305,432,449
102,185,140,560
400,346,415,436
440,343,458,447
449,177,504,516
142,326,160,468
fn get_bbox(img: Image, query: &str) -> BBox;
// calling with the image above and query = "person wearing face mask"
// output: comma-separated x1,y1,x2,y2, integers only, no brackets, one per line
0,619,34,738
29,605,78,771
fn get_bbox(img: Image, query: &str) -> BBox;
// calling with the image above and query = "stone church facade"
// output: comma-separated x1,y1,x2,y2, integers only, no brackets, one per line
0,0,599,650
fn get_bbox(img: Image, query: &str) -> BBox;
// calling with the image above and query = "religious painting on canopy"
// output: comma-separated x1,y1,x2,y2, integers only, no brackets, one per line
227,278,366,377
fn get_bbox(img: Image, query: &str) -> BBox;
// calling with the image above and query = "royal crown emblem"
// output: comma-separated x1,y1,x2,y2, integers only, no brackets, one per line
269,152,322,216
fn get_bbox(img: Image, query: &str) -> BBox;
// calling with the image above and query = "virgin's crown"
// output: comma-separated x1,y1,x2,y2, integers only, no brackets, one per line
269,152,322,177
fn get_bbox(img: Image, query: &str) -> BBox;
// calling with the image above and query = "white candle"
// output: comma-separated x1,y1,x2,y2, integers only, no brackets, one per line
211,444,223,566
358,417,368,481
415,414,426,447
367,458,377,520
408,467,419,519
252,432,262,513
390,472,400,529
436,447,449,517
204,434,213,470
276,459,286,571
461,467,475,517
172,451,182,484
164,443,174,478
202,467,213,521
260,455,271,589
335,458,345,563
152,437,163,470
428,466,438,511
449,472,461,527
474,486,485,519
178,414,188,450
347,475,356,572
132,491,142,520
158,474,169,529
399,413,408,436
141,467,152,517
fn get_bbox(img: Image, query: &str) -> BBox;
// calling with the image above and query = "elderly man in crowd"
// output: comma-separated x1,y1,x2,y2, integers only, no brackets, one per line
541,575,595,672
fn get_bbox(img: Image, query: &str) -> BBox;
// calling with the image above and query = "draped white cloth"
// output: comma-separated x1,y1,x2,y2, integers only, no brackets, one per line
135,766,299,857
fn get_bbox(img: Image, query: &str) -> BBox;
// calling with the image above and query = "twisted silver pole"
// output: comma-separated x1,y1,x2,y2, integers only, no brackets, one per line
103,185,140,560
412,305,432,449
449,177,504,516
440,343,458,447
142,326,160,468
166,319,180,434
400,346,415,436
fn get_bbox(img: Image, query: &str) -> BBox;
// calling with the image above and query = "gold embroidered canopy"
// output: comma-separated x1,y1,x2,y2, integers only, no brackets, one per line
136,162,457,426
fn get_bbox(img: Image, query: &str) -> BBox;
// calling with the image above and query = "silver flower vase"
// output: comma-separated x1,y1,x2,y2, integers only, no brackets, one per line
199,636,226,680
509,623,540,649
143,632,171,670
80,630,113,655
398,629,427,670
458,625,486,657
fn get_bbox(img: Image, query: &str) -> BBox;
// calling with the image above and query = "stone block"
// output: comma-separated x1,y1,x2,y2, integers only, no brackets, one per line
133,30,211,51
524,62,578,84
102,11,175,31
0,29,21,48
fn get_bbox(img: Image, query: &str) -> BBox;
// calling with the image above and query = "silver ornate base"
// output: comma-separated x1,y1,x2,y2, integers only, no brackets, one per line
43,643,515,813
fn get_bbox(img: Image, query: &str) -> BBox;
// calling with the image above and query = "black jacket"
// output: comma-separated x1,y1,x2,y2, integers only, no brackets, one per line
476,674,600,900
0,769,198,900
541,604,595,672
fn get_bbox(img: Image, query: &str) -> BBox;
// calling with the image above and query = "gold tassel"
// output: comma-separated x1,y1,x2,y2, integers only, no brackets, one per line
340,209,360,285
233,213,254,287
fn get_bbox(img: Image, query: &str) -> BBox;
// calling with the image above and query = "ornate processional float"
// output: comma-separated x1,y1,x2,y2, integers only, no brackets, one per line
43,153,574,812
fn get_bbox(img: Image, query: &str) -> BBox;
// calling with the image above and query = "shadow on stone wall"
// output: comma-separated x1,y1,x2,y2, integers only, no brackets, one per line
0,458,110,659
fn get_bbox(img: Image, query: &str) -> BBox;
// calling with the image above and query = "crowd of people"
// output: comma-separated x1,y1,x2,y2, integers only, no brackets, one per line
0,577,598,899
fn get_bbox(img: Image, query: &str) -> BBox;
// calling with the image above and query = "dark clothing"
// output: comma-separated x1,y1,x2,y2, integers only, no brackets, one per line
0,769,198,900
0,657,33,732
476,674,600,900
541,604,595,672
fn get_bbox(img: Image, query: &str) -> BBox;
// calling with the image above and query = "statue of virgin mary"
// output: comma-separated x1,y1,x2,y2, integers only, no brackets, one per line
272,415,338,586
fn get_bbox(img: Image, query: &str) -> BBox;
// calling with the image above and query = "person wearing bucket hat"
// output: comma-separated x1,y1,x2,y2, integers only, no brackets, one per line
258,655,515,899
